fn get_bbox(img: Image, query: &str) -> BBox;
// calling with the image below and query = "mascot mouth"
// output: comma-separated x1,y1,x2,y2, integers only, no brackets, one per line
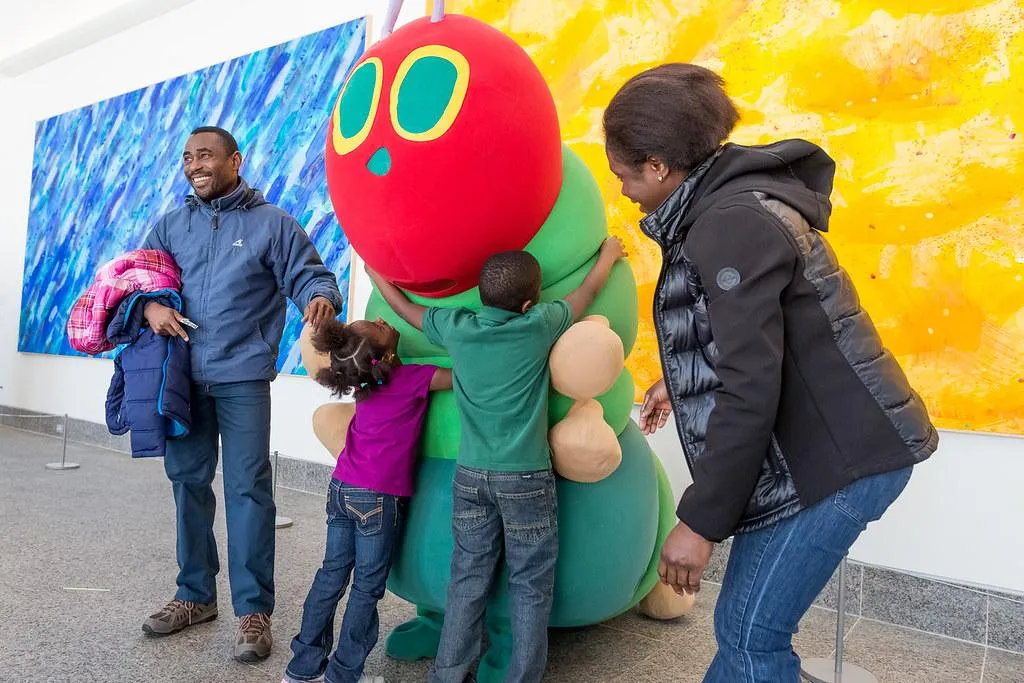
367,147,392,176
392,277,457,294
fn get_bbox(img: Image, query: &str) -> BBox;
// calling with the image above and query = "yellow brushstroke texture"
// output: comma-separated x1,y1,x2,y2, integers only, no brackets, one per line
444,0,1024,435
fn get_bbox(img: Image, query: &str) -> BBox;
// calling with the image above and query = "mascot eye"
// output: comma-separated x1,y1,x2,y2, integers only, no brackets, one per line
390,45,469,142
332,57,383,155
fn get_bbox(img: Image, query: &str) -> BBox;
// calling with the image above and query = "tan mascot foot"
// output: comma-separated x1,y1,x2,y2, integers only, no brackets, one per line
638,581,698,620
548,315,624,483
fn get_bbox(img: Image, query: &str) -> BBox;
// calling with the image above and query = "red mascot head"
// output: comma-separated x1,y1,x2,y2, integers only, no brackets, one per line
325,14,561,298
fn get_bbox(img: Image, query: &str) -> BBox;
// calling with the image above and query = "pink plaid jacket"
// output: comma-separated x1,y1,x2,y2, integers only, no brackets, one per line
67,249,182,355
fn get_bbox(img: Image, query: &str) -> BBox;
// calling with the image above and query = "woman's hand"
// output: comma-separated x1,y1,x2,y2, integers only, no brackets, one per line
658,521,714,595
639,378,672,435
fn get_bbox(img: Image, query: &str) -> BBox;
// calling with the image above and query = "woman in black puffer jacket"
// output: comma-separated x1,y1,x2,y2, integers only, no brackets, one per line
603,64,938,683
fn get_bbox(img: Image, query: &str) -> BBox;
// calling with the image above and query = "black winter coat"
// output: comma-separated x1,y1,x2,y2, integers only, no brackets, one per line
643,140,939,542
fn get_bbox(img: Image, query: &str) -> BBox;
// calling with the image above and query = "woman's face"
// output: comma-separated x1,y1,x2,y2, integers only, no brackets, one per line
607,150,677,214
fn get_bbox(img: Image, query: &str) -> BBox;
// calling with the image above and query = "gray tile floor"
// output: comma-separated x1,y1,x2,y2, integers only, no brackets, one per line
1,426,1021,682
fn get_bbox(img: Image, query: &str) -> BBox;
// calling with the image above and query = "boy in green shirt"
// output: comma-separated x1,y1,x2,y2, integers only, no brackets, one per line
368,237,624,683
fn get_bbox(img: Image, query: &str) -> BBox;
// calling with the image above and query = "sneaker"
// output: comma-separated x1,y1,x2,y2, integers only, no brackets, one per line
279,673,380,683
235,612,273,662
142,598,218,637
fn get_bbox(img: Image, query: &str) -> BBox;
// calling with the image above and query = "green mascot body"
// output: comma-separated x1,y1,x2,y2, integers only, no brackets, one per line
367,148,679,682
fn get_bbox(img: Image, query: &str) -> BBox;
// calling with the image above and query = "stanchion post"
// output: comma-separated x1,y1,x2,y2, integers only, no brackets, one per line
45,413,80,471
273,449,293,529
800,557,877,683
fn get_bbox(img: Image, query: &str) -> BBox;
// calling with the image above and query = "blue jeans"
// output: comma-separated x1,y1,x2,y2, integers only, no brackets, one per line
430,466,559,683
704,466,914,683
163,381,275,616
285,481,402,683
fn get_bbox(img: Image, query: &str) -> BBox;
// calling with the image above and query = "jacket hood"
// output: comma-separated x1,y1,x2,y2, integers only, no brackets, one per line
185,177,267,212
643,139,836,246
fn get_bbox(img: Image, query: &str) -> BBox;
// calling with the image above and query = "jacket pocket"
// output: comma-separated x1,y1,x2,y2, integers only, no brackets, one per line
254,323,273,355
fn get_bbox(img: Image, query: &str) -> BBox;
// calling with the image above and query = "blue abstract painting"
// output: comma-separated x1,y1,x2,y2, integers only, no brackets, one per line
18,17,367,375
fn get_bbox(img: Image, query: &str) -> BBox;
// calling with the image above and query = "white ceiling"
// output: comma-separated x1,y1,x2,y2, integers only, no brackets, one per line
0,0,194,76
0,0,130,61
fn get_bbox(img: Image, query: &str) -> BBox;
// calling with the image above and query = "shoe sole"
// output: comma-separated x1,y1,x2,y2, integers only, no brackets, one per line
142,612,218,638
233,648,271,664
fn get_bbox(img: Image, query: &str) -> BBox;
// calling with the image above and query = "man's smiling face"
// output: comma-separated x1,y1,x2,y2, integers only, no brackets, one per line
182,132,241,201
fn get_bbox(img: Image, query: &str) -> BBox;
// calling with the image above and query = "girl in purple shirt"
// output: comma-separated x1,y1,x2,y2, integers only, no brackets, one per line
283,318,450,683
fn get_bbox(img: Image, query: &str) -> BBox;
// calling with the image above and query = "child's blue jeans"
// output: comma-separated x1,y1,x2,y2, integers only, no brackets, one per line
285,480,402,683
429,466,559,683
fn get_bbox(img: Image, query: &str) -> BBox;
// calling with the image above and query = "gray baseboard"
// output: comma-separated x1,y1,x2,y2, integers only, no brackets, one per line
704,538,1024,653
5,404,1022,654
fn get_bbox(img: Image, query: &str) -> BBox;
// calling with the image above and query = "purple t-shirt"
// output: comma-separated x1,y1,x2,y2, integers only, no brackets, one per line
332,363,437,497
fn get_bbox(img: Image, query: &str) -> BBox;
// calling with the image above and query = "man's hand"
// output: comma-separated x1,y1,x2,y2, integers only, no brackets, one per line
658,521,715,596
639,378,672,435
144,302,190,342
303,296,336,330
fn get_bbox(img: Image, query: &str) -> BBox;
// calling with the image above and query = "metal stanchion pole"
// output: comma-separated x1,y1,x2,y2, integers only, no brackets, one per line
45,414,80,471
801,557,877,683
273,450,292,529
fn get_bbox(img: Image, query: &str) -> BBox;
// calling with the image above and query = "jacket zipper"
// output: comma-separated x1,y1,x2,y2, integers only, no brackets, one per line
652,250,696,476
198,208,219,381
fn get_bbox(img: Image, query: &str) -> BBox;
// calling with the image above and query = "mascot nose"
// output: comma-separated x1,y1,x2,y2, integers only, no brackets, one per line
367,147,392,176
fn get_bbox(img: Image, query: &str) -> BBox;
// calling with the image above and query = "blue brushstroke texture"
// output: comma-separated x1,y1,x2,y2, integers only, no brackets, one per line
18,17,367,377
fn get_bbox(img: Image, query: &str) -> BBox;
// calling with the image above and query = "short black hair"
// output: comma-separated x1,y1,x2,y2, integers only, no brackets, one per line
479,251,542,312
603,63,739,173
190,125,239,155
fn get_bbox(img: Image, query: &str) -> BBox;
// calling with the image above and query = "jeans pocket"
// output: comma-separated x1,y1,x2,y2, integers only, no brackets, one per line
452,482,489,533
497,486,554,546
453,507,489,533
834,467,912,526
453,480,478,500
345,495,384,536
326,481,343,524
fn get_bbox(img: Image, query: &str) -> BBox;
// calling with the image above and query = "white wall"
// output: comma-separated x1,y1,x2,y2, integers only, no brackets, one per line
648,414,1024,593
0,0,419,467
1,0,1021,594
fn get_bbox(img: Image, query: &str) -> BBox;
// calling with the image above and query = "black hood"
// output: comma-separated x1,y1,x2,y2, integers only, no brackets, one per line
642,139,836,247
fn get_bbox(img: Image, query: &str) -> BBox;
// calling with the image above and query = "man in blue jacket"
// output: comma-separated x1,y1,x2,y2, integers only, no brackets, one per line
139,126,343,663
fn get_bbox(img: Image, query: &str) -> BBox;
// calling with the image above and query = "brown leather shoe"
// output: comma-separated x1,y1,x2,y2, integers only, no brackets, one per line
234,612,272,662
142,598,218,637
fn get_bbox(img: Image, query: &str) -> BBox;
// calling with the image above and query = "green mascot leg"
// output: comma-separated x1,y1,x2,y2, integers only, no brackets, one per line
476,613,513,683
385,607,444,661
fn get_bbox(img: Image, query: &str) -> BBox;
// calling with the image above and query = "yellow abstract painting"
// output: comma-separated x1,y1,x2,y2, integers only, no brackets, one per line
443,0,1024,435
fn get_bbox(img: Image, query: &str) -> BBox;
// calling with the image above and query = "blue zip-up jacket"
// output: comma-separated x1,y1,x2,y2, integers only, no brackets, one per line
106,290,192,457
142,178,343,384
